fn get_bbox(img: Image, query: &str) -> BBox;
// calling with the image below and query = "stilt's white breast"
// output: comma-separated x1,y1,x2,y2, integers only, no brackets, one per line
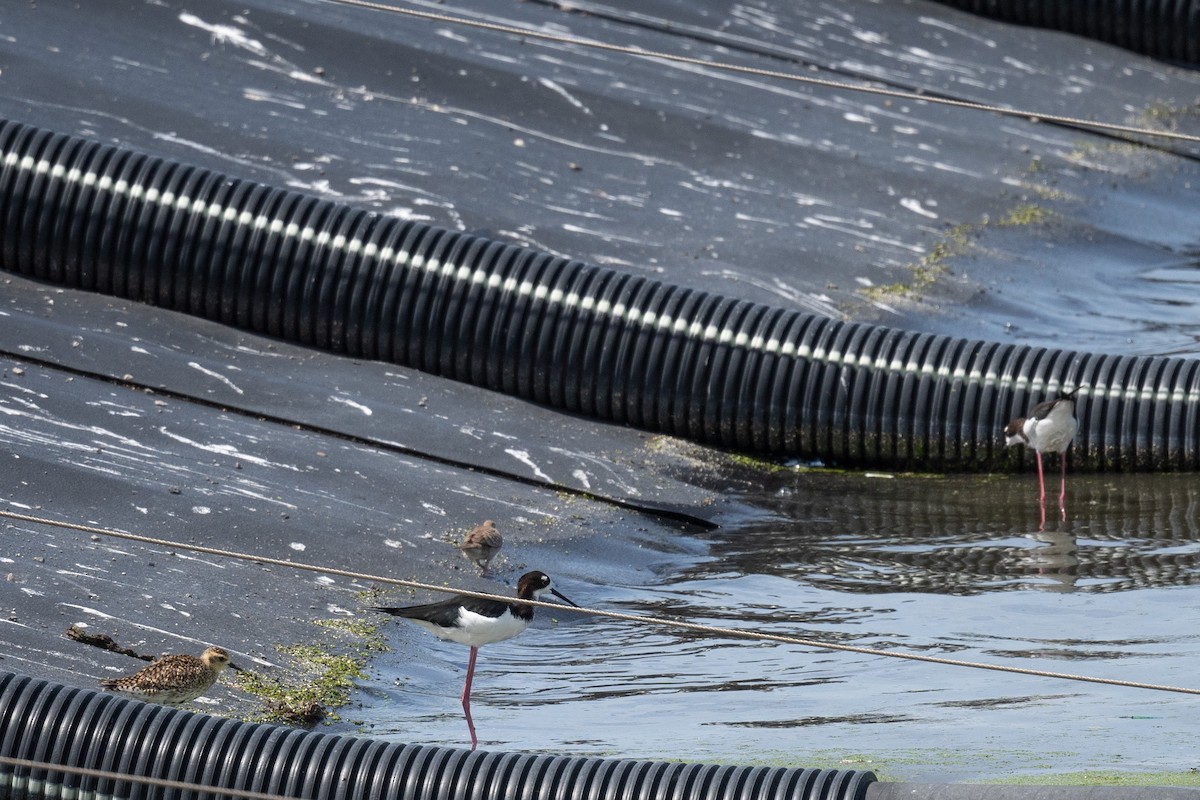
1031,402,1077,454
1020,417,1040,449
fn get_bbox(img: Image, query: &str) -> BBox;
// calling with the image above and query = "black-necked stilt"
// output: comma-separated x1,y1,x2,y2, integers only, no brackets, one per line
1004,389,1079,505
372,570,576,749
459,519,502,573
99,646,243,705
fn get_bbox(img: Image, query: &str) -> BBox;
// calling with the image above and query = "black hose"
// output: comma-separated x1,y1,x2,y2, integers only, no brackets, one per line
0,118,1198,472
930,0,1200,62
0,672,876,800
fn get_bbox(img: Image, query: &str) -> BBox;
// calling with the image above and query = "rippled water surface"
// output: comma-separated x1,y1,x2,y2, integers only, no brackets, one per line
351,469,1200,781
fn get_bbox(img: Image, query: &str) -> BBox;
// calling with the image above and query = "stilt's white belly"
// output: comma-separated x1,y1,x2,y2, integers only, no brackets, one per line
413,609,530,647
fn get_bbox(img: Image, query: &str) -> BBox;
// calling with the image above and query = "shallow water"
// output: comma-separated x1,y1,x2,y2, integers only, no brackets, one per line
351,469,1200,782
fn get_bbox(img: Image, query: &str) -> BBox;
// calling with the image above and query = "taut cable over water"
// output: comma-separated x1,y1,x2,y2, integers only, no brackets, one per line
2,507,1197,697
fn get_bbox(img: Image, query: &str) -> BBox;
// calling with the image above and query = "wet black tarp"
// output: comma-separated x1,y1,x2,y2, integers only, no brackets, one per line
4,0,1200,349
1,0,1198,745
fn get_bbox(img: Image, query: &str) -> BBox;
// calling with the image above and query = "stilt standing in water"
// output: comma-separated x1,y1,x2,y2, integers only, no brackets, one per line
1004,389,1079,505
372,571,576,750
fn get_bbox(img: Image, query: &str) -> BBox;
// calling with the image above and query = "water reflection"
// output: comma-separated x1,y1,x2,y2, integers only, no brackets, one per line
689,472,1200,595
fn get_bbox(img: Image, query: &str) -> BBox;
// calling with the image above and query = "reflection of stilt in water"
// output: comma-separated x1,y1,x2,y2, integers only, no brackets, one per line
703,472,1200,595
1037,493,1067,532
1020,524,1079,593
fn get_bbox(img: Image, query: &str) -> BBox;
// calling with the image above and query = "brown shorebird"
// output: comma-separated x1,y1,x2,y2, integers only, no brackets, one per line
372,570,576,750
1004,389,1079,505
99,646,242,705
459,519,502,572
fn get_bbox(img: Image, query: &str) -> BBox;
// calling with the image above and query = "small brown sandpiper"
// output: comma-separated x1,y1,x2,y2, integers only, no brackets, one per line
459,519,503,573
99,646,243,705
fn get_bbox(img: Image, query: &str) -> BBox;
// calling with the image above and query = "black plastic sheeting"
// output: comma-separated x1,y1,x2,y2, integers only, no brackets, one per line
1,0,1200,794
4,0,1200,359
0,672,877,800
934,0,1200,63
1,118,1198,472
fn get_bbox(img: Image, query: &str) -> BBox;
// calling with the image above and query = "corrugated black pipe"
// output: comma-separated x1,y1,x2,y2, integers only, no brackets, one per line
4,673,1195,800
0,672,875,800
1,118,1198,472
931,0,1200,62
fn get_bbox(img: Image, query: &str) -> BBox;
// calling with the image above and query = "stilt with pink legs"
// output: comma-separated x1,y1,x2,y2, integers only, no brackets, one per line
373,570,577,750
1004,388,1080,508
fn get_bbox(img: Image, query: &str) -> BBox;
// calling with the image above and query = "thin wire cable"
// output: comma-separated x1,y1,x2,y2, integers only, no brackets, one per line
0,755,300,800
326,0,1200,145
4,508,1199,697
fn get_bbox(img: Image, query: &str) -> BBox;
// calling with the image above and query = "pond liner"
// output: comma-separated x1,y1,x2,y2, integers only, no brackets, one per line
0,672,876,800
0,117,1198,473
930,0,1200,63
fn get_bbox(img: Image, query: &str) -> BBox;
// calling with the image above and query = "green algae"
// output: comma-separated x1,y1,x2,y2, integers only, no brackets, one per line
859,223,974,305
718,747,1199,787
993,770,1200,787
237,616,388,726
995,203,1051,227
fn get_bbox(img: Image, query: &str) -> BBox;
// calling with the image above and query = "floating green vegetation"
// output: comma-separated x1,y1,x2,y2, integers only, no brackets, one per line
992,770,1200,787
859,223,973,304
314,616,389,654
1011,154,1073,199
995,203,1051,227
708,446,949,478
856,197,1063,308
722,450,789,473
738,742,1200,786
645,435,672,453
718,748,973,782
238,645,363,726
358,584,401,606
1065,99,1198,166
728,748,1200,786
237,617,387,726
1135,100,1197,133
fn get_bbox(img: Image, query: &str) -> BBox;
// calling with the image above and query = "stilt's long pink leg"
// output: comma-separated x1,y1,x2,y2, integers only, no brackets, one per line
461,645,479,750
1035,451,1047,504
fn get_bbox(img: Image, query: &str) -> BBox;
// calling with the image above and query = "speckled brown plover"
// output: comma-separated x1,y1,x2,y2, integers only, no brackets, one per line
99,646,242,705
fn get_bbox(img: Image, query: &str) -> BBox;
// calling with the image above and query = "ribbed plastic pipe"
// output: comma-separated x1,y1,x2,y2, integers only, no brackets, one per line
0,672,876,800
930,0,1200,62
1,118,1198,472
